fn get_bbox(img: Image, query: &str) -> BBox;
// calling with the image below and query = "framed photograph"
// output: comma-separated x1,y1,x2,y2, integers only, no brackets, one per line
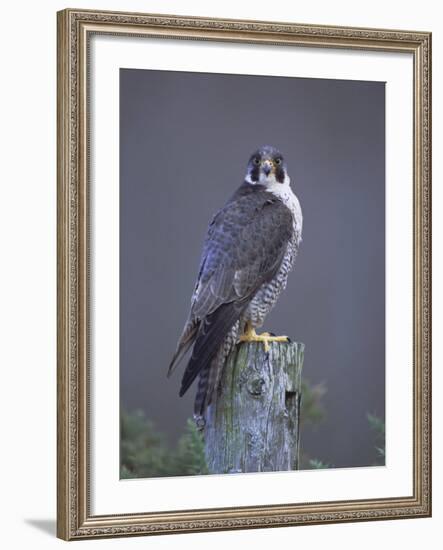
57,8,431,540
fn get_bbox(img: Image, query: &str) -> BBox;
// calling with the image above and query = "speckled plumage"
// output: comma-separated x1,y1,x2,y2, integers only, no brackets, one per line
168,146,302,421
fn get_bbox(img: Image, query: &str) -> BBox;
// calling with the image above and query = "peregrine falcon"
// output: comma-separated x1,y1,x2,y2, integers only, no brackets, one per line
168,145,303,423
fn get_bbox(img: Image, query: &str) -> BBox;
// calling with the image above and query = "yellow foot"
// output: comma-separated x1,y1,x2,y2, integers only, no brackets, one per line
239,324,290,353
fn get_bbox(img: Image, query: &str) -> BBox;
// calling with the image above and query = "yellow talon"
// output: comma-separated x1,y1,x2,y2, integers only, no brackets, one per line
239,322,289,353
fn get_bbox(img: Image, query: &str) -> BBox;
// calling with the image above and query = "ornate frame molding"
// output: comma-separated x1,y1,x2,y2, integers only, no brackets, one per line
57,8,431,540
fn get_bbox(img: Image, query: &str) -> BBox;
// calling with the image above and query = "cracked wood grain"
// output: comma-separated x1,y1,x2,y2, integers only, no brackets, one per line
204,341,304,474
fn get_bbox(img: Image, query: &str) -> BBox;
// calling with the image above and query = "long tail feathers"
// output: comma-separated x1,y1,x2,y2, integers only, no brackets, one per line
179,301,248,398
193,363,211,417
167,320,198,378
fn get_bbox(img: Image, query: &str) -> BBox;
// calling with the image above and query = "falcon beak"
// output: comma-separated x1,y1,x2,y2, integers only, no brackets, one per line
262,160,273,176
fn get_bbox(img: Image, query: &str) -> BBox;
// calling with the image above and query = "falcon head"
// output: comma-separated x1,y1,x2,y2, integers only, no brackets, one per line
245,145,289,187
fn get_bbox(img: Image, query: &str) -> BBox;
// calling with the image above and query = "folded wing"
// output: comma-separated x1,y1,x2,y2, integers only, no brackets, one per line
168,189,294,396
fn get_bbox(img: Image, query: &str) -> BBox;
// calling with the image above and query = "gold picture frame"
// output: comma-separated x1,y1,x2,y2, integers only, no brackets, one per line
57,8,431,540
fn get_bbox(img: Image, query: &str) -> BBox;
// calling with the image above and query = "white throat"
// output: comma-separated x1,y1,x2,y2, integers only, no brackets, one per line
244,171,303,238
244,171,302,235
265,175,303,240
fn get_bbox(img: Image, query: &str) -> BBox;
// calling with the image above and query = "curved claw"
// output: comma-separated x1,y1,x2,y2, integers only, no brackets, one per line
239,325,290,353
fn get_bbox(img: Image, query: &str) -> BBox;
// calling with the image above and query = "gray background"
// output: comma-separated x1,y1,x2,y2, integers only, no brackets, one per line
120,68,385,469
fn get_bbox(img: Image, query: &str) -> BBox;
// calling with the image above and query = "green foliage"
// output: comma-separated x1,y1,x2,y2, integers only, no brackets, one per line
367,412,385,465
307,458,332,469
121,384,331,477
120,409,208,479
172,419,209,476
367,413,385,437
122,386,384,476
298,378,331,469
300,379,327,426
120,409,172,478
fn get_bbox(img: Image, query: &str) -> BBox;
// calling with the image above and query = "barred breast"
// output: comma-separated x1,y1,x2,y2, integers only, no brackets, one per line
244,236,299,328
243,183,302,330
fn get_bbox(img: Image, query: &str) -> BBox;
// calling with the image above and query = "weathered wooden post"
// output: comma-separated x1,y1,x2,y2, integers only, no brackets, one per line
204,341,304,474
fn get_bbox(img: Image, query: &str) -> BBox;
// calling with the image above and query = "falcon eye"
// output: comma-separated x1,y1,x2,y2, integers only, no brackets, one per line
275,157,282,165
253,157,260,165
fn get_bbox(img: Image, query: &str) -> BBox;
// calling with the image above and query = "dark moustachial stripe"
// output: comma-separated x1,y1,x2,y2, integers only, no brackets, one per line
275,165,285,183
249,163,260,183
